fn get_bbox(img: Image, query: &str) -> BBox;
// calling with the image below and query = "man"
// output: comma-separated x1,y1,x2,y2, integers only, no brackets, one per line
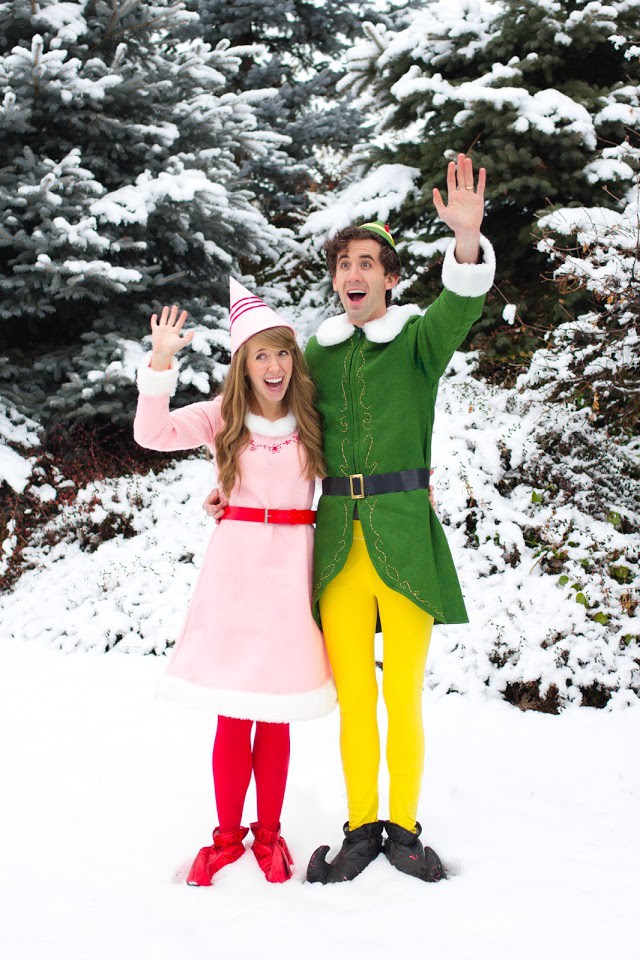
303,154,495,883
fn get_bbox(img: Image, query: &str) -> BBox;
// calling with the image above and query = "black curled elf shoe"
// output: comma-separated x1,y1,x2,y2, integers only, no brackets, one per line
383,821,446,882
306,821,384,884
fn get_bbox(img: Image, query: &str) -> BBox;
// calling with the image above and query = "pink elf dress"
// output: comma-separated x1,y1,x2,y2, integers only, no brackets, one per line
134,360,336,722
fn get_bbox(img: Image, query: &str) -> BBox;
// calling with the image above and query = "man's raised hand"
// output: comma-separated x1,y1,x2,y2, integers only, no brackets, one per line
432,153,486,264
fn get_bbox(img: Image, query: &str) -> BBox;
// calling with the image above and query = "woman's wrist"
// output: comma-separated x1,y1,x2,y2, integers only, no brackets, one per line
149,351,174,371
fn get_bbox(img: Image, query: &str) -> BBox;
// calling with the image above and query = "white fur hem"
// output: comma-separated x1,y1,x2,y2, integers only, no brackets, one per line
155,675,337,721
136,355,180,396
441,234,496,297
245,411,297,437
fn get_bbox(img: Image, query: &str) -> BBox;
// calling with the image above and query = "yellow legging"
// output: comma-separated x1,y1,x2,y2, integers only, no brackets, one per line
319,521,434,831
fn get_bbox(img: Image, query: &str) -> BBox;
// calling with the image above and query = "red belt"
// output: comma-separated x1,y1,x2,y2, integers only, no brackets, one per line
221,506,316,525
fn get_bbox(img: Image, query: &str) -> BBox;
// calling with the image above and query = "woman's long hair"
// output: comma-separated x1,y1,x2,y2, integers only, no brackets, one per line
215,327,325,497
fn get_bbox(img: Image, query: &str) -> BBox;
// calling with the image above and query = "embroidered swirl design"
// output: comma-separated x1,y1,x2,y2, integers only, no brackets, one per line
354,344,378,474
314,500,351,605
338,340,355,477
364,498,445,621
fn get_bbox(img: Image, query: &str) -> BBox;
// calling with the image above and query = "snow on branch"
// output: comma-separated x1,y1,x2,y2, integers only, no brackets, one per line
301,164,420,244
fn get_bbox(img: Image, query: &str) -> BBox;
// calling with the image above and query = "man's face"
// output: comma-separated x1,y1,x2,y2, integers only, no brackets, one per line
332,239,398,327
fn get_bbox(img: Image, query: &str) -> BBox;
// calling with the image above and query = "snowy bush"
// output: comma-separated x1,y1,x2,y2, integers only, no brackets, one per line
533,179,640,434
0,458,215,655
426,353,640,711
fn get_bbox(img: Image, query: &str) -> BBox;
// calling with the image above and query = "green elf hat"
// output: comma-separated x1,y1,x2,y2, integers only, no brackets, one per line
359,220,397,249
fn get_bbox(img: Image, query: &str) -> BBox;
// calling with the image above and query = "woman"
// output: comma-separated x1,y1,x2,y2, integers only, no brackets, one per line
133,278,335,886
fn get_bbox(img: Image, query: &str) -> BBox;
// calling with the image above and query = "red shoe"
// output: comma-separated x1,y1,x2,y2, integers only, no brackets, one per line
186,826,249,886
250,822,294,883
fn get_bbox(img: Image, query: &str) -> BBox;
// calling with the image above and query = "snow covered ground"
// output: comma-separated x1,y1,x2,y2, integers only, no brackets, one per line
1,636,637,960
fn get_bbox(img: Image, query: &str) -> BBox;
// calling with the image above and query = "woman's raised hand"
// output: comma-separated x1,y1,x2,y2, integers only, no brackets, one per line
149,304,195,371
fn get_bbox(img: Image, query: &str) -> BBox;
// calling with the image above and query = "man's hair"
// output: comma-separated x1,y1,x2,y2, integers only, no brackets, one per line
324,225,401,306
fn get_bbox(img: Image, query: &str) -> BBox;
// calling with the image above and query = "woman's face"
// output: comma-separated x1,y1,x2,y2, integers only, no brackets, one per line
244,334,294,419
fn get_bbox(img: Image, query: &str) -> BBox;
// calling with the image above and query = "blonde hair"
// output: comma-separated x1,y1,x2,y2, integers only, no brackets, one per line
215,327,325,497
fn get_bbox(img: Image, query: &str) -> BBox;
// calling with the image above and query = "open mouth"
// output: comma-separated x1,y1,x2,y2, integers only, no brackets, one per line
264,377,284,391
347,290,366,303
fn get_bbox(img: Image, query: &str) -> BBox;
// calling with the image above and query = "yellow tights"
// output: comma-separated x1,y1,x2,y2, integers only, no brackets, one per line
319,521,434,831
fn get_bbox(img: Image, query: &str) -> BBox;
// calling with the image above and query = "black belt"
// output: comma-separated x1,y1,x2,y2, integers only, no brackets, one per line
322,468,431,500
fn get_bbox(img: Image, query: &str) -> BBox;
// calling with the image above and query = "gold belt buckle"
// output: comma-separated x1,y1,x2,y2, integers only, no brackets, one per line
349,473,365,499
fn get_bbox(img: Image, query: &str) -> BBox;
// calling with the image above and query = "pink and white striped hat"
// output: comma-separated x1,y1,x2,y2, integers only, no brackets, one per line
229,277,295,356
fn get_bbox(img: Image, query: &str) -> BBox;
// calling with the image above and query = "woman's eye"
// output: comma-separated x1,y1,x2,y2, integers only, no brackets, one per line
279,350,289,357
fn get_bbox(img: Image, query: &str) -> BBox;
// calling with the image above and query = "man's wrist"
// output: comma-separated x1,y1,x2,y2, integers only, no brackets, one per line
453,231,481,265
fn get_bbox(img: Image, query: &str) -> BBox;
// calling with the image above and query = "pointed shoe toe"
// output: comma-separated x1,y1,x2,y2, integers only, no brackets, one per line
383,821,446,883
306,821,384,884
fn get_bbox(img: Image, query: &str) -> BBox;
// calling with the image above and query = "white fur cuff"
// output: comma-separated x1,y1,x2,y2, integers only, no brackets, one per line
441,234,496,298
136,355,179,397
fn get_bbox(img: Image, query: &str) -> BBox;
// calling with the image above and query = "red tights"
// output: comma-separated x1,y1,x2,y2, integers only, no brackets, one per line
213,715,290,833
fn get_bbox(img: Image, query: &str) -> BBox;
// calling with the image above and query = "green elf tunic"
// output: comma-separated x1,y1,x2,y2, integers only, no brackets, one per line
305,235,496,627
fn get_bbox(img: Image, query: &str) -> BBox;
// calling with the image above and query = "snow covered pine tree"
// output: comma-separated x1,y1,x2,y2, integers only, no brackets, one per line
329,0,640,380
0,0,288,428
184,0,381,229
